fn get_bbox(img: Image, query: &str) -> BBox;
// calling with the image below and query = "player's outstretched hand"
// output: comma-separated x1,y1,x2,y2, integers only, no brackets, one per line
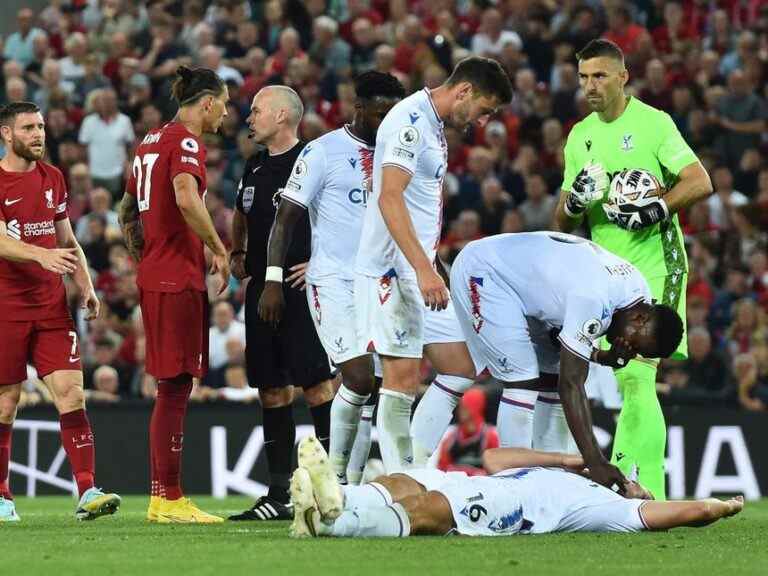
417,266,449,311
81,288,101,321
37,247,79,275
258,282,285,327
230,252,249,280
589,461,628,494
210,252,230,296
286,261,308,290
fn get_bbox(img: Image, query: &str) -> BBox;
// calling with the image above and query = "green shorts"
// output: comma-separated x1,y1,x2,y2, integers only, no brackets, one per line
647,272,688,360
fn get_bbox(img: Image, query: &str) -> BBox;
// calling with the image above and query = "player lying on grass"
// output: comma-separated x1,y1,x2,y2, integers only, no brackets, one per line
290,436,743,538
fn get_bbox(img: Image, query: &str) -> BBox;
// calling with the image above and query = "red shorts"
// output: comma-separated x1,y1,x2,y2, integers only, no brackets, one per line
0,317,82,385
140,288,209,380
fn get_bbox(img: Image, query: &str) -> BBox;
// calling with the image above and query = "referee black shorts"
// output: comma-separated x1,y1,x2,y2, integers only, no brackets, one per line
244,280,333,390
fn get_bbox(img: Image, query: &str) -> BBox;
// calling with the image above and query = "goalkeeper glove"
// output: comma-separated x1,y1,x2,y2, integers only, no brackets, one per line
603,198,670,231
564,161,609,217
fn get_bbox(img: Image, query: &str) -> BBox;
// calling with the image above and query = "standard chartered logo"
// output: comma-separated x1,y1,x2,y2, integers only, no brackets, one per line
7,219,56,239
7,219,21,240
23,220,56,237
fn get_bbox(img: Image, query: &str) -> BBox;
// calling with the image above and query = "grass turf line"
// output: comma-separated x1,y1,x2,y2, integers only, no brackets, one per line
3,496,766,576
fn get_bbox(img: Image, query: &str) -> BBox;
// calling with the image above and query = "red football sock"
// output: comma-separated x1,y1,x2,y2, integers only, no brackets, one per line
0,422,12,500
149,443,165,498
59,409,95,497
151,376,193,501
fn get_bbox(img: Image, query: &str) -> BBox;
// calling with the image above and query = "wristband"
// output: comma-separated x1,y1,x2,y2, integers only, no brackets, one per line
265,266,283,283
563,199,582,218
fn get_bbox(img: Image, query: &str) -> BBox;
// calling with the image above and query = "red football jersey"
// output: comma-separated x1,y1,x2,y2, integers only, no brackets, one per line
0,161,70,320
126,122,207,292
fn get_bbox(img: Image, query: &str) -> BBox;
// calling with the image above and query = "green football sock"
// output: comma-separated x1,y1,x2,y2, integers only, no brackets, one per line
611,360,667,500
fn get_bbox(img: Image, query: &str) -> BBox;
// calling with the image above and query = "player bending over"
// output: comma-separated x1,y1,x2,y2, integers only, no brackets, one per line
290,436,742,538
450,232,684,491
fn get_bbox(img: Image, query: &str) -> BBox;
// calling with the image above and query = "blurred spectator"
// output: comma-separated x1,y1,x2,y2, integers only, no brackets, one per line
88,365,122,403
216,364,260,403
60,32,89,83
5,77,29,105
658,327,733,404
710,266,752,336
734,352,768,412
76,187,121,244
224,21,260,74
3,8,45,67
209,301,246,371
652,1,696,57
78,88,135,197
310,16,351,77
725,298,767,356
350,18,379,73
439,209,483,263
66,162,94,222
437,388,499,475
199,45,243,86
639,58,671,111
33,59,76,112
475,177,513,235
459,146,496,208
603,6,653,73
707,166,749,229
266,27,306,78
518,173,557,231
471,8,522,58
713,69,767,171
720,31,758,77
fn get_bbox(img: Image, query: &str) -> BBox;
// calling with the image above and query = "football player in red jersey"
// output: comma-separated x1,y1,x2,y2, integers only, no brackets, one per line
0,102,121,522
119,66,230,523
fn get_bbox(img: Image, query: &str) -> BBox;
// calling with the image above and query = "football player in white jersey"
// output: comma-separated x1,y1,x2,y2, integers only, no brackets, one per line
290,436,743,538
449,232,685,491
258,72,405,483
354,57,513,473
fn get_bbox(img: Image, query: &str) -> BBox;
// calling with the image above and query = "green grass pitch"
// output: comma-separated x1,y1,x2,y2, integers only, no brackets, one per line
4,496,767,576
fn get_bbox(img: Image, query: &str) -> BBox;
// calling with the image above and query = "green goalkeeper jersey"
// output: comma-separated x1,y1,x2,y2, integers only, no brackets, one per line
562,96,700,282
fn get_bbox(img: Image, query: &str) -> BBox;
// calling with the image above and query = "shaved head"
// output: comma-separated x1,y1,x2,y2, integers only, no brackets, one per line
261,85,304,126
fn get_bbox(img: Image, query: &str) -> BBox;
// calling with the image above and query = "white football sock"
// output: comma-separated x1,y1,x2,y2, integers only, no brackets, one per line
329,503,410,538
497,388,537,448
533,392,579,454
346,403,374,484
376,389,415,473
411,375,473,466
342,481,393,510
330,384,370,483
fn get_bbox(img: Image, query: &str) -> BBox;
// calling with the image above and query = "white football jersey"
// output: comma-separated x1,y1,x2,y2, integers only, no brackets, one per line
282,126,375,282
355,88,448,280
457,232,653,360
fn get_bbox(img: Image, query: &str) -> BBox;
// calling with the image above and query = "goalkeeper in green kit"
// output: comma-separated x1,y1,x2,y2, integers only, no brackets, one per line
553,39,713,500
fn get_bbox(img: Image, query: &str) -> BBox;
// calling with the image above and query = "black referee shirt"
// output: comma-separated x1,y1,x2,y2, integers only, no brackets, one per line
235,142,311,279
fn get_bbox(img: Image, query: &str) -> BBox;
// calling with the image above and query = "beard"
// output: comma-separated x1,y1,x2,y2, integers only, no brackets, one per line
12,137,45,161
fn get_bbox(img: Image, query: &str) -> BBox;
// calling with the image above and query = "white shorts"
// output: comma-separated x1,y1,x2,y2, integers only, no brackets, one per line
450,264,559,382
436,467,647,536
354,273,424,358
424,299,465,345
307,277,367,364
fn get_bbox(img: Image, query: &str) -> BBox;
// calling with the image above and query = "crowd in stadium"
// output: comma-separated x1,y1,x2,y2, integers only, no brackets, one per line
2,0,767,412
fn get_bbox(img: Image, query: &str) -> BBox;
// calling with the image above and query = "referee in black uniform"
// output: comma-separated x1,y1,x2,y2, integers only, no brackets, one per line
229,85,334,521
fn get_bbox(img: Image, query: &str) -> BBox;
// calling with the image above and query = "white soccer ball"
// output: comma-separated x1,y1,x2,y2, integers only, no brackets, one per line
607,168,663,211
